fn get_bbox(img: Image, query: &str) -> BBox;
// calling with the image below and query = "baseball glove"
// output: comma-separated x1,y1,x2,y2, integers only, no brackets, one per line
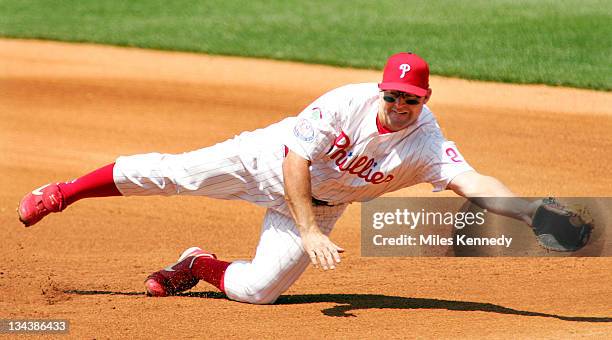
531,197,594,252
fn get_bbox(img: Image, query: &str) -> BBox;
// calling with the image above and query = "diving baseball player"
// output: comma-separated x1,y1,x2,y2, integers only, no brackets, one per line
17,53,540,304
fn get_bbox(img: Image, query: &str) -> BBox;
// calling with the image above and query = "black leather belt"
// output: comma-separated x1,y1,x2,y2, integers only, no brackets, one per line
311,197,334,207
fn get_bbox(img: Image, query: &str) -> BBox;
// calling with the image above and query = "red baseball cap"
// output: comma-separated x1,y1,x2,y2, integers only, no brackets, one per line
378,52,430,97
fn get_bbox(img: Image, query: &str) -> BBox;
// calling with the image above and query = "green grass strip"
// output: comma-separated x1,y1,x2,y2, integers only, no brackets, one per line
1,0,610,90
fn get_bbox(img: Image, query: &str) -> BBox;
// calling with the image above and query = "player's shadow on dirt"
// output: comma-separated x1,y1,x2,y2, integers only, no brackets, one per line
276,294,612,321
65,290,611,322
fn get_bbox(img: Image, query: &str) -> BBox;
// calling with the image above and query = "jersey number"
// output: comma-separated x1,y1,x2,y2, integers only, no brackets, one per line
445,148,462,163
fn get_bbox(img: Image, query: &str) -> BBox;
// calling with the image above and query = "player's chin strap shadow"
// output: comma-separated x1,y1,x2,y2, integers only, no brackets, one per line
64,290,611,322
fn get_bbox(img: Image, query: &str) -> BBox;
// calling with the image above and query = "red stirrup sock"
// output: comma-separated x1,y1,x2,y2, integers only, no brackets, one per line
57,162,122,206
191,257,231,292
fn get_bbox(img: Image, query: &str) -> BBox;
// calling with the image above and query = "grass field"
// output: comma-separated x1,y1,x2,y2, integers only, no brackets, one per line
0,0,610,90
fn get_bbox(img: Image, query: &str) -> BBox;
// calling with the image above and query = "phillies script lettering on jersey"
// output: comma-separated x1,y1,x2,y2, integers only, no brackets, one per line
327,132,394,185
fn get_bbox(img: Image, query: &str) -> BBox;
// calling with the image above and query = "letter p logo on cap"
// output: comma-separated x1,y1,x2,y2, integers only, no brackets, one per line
399,64,411,78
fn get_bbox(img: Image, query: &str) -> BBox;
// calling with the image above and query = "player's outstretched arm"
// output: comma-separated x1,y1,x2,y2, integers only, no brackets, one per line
447,170,539,226
283,150,344,270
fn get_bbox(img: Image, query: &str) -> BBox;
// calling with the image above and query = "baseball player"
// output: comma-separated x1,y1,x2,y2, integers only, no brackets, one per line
18,52,539,304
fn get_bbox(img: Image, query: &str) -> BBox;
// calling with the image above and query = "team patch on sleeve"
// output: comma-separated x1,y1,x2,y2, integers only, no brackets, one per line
310,107,323,120
294,118,315,142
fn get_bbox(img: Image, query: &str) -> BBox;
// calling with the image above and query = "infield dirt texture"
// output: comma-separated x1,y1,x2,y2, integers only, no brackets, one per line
1,39,612,338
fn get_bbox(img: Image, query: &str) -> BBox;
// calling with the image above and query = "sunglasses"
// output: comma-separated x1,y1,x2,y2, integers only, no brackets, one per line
382,91,422,105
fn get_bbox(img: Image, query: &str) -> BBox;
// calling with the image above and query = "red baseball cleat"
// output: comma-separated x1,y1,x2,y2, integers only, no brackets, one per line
145,247,216,297
17,183,66,227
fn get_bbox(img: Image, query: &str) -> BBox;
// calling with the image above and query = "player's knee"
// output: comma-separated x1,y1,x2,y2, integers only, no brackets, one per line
223,261,301,305
240,281,282,305
240,293,279,305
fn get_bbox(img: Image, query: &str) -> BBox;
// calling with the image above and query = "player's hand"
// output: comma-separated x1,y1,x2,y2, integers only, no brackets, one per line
301,230,344,270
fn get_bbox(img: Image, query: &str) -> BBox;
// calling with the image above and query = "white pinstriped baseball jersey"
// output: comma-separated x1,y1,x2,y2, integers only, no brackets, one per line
284,82,473,203
236,83,473,204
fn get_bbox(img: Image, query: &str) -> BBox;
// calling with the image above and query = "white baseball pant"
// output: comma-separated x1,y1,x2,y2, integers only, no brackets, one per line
112,138,348,304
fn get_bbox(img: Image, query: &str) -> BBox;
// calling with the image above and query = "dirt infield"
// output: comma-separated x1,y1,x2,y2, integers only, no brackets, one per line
1,39,611,339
